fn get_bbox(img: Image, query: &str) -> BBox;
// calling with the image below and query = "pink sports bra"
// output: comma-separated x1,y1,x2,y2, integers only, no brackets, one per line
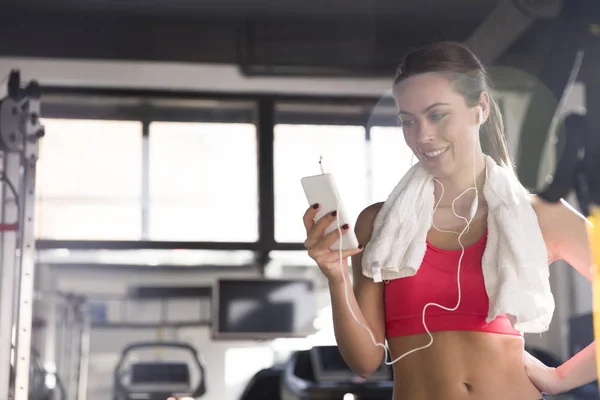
384,229,521,338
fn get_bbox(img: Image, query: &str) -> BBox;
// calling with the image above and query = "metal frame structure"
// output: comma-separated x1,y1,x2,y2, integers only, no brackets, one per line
85,289,212,329
0,70,45,400
33,291,91,400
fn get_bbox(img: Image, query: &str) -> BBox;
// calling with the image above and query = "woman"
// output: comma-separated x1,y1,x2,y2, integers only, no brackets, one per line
302,41,596,399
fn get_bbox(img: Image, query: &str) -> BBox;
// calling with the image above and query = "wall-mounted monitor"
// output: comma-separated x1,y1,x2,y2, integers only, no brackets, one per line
212,278,317,340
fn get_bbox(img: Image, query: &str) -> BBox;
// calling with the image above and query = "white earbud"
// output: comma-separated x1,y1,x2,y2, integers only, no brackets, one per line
478,107,483,126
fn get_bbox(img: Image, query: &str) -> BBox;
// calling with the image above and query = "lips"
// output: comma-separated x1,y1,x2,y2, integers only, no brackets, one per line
421,147,449,158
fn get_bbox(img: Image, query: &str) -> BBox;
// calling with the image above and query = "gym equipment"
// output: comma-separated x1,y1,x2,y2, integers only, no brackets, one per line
239,364,285,400
8,347,66,400
32,292,91,400
567,314,599,398
29,348,66,400
516,0,597,188
0,70,45,400
281,346,393,400
524,346,562,369
113,341,207,400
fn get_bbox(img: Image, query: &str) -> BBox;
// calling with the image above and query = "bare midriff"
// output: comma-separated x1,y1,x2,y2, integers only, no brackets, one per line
388,331,543,400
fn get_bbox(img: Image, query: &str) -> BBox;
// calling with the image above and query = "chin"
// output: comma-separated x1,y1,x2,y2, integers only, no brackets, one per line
418,152,455,178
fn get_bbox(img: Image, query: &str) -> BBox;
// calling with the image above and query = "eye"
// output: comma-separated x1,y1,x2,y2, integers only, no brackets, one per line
398,117,415,128
430,113,447,121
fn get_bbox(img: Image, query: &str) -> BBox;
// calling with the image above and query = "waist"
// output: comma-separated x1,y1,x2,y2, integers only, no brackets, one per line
388,331,541,400
386,313,522,338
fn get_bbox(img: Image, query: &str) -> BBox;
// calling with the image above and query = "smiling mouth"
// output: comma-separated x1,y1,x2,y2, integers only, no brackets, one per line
421,147,449,158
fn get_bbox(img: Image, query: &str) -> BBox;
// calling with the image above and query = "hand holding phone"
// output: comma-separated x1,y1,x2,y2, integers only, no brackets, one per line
301,172,363,283
301,173,360,251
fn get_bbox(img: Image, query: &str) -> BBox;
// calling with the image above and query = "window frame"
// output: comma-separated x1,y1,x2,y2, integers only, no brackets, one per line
36,86,398,268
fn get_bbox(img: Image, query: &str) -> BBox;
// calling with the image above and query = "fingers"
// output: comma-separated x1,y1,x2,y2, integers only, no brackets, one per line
302,204,364,272
307,222,362,257
304,210,338,248
309,245,364,267
323,246,364,260
319,225,364,256
302,203,320,235
320,222,351,249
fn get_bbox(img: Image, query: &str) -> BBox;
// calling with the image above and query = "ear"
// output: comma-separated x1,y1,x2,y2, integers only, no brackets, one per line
478,91,490,125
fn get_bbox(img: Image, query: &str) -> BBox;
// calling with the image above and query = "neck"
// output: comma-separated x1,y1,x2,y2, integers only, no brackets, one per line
433,153,486,208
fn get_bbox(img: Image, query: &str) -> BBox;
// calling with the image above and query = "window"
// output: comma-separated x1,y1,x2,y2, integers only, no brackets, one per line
274,124,368,243
148,122,258,242
369,126,414,202
35,119,143,240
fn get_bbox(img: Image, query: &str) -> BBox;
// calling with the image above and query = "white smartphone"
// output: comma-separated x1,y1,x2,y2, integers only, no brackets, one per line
300,173,360,251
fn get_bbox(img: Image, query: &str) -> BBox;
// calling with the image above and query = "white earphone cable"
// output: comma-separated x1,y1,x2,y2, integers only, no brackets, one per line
334,110,482,365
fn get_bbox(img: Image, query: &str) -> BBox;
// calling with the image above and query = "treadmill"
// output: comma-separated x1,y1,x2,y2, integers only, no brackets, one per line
113,341,207,400
281,345,393,400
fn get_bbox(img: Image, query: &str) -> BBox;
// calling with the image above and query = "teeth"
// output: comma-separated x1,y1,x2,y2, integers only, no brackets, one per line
423,147,449,158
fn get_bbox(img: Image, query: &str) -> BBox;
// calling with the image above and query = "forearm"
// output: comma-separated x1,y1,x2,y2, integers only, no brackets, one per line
557,341,597,391
328,277,384,377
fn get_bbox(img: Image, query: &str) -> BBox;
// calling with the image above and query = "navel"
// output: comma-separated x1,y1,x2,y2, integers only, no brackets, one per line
463,382,474,392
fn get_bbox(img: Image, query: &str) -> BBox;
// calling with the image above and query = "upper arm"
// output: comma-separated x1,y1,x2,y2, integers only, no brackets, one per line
532,195,593,281
350,202,387,344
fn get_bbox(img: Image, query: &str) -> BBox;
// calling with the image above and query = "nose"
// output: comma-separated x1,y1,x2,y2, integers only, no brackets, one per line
415,121,435,144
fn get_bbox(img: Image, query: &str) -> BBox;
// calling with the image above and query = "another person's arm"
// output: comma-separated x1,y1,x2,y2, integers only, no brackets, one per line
525,197,596,394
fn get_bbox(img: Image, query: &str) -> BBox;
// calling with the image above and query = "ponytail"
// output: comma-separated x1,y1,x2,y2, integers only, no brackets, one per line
480,96,513,170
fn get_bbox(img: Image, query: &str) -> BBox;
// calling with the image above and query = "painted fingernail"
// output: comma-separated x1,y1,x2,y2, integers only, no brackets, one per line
331,211,337,217
342,224,349,230
358,244,364,249
312,203,319,209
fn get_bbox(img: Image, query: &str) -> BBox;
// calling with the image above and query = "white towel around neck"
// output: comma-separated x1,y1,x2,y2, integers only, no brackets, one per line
362,154,555,333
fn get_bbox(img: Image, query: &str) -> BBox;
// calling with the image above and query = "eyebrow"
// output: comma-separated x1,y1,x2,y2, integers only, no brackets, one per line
398,102,451,116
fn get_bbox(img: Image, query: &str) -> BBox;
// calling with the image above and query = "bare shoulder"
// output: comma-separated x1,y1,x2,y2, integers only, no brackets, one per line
354,202,384,245
351,202,384,285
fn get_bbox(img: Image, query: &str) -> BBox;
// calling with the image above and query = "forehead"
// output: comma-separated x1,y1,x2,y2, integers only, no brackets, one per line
394,72,464,112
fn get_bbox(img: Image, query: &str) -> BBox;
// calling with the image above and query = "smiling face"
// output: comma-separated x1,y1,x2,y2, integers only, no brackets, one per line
394,72,488,179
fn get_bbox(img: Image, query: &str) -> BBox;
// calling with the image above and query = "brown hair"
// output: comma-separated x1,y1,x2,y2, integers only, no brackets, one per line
393,41,513,169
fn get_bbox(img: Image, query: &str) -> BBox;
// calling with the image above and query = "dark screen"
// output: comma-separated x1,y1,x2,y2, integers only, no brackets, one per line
216,279,316,335
131,362,190,385
317,346,352,372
